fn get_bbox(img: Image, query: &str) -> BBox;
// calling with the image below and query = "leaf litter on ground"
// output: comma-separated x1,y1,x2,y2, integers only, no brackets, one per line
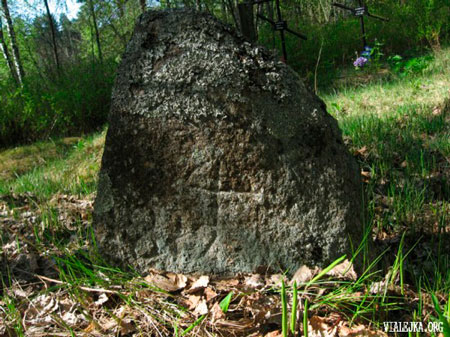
0,190,448,336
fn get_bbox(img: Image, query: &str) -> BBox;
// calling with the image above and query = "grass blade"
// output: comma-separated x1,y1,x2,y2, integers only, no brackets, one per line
306,255,346,288
219,291,233,313
181,315,206,336
431,294,450,337
303,298,309,337
281,280,288,337
290,281,298,334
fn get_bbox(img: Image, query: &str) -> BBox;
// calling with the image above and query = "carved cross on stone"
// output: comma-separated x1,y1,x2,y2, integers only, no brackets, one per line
333,0,388,49
237,0,306,63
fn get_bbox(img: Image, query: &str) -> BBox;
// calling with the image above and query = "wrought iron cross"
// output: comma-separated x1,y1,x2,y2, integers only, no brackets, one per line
333,0,388,49
238,0,306,63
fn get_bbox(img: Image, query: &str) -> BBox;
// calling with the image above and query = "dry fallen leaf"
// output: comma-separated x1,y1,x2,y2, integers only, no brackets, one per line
266,274,284,287
187,275,210,293
95,293,109,306
432,106,442,116
245,274,264,288
369,280,386,294
309,315,338,337
144,272,187,292
166,272,188,288
186,295,201,310
215,278,240,290
204,287,218,302
326,259,357,281
118,318,136,335
290,265,318,285
211,302,226,321
354,146,368,157
83,321,97,333
339,324,388,336
24,294,59,327
193,298,208,316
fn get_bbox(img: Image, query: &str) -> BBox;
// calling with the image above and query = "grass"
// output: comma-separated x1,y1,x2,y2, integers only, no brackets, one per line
1,47,449,336
323,50,450,323
0,131,105,201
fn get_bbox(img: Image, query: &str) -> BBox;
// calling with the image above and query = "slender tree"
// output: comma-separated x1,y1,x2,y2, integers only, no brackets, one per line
1,0,24,84
0,17,19,84
88,0,103,64
43,0,61,73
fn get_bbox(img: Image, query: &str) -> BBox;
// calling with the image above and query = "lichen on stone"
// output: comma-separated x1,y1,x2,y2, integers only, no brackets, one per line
94,9,364,275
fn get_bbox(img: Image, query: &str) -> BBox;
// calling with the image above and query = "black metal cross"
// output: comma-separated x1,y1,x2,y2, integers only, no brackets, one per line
333,0,388,49
238,0,306,63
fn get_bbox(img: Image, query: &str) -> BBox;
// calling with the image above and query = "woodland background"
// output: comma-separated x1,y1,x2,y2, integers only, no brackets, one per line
0,0,449,147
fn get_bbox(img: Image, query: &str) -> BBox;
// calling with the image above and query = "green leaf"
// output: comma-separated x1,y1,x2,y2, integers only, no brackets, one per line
219,292,233,313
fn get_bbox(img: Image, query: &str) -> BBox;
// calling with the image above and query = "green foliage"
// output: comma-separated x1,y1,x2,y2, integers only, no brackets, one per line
256,0,450,86
388,54,434,76
219,291,233,313
407,0,450,49
1,0,449,144
0,60,114,146
431,293,450,336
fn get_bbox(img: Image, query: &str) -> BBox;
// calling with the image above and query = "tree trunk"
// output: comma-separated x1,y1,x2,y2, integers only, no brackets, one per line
1,0,24,84
226,0,239,29
0,19,19,85
88,0,103,65
43,0,61,73
140,0,146,13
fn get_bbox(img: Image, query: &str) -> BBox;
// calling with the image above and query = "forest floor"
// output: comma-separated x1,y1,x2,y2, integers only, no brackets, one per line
0,47,449,336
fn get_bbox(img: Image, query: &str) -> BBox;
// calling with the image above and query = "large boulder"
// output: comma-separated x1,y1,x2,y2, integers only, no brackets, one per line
94,9,363,275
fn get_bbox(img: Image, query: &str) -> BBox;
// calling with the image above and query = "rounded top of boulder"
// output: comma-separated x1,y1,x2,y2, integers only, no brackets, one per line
112,9,324,135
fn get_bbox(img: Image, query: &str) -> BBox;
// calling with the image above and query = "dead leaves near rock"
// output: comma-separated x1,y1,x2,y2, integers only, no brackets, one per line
1,193,447,337
291,259,358,286
305,315,388,337
144,269,188,292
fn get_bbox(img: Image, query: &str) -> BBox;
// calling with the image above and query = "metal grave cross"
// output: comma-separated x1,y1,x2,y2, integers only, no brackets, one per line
332,0,388,49
238,0,307,63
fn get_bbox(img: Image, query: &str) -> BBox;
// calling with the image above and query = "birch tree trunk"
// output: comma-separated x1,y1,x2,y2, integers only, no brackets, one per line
0,18,19,85
1,0,24,84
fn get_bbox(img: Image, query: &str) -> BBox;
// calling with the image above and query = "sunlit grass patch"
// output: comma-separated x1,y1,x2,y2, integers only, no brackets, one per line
0,131,106,200
322,48,449,238
0,137,81,181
